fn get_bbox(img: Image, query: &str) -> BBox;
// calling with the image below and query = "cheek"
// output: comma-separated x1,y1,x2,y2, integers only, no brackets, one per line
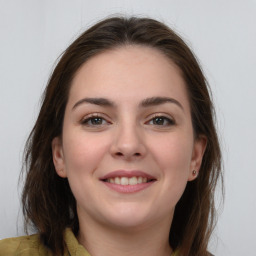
149,133,193,199
61,131,111,206
62,131,110,174
150,133,193,174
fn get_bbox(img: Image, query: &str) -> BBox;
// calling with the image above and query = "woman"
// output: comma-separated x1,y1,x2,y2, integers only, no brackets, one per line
0,16,222,256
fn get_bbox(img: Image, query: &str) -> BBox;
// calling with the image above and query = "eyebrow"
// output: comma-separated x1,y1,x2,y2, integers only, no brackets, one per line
140,97,184,110
72,97,115,110
72,96,183,111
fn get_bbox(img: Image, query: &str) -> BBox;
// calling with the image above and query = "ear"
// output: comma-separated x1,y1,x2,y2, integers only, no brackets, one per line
52,137,67,178
188,135,207,181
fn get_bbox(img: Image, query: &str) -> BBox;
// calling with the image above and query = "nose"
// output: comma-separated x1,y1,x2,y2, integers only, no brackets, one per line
110,123,147,161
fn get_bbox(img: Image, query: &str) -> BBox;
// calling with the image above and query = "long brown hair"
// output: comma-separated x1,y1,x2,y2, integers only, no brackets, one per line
22,16,223,255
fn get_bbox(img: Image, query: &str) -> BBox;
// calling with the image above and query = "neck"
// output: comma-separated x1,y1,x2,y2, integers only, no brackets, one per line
77,212,173,256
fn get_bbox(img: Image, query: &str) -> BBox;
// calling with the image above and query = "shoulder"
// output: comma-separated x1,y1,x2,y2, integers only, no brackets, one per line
0,234,52,256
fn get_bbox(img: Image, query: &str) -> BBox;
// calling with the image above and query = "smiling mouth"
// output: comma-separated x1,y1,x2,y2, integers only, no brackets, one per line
102,176,156,185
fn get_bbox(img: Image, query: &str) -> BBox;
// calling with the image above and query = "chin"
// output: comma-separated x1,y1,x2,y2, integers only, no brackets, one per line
101,205,155,231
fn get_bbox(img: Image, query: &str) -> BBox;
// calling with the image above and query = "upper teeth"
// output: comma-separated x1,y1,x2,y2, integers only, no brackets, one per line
107,176,148,185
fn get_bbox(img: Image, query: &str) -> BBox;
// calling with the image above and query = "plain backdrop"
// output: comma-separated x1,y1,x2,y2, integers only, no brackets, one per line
0,1,255,255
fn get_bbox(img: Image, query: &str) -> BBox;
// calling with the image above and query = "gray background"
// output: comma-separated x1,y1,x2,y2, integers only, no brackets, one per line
0,1,256,255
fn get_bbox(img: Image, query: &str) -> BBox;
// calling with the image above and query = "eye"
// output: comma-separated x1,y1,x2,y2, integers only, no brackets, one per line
81,114,109,126
147,115,175,126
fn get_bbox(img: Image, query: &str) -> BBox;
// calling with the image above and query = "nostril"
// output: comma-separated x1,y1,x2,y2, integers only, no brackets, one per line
114,152,141,158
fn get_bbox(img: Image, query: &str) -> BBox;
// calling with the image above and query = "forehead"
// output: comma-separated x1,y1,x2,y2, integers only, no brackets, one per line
68,45,190,110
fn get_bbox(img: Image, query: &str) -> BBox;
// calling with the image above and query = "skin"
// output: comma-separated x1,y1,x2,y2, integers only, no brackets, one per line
52,45,206,256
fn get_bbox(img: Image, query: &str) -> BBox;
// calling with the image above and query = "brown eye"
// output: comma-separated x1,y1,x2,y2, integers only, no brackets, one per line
148,116,175,126
81,116,108,126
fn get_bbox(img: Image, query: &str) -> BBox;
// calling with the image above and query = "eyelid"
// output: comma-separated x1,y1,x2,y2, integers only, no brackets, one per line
145,113,176,126
80,113,112,125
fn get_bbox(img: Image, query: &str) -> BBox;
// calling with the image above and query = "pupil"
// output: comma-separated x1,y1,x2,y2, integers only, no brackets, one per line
92,118,102,125
154,117,164,125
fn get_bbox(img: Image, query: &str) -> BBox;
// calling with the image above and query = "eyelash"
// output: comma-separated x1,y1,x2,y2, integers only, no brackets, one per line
80,114,175,127
81,114,110,126
146,115,175,126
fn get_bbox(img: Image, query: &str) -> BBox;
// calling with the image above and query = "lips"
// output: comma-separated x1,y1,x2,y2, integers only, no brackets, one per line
100,170,157,193
106,176,149,185
100,170,156,180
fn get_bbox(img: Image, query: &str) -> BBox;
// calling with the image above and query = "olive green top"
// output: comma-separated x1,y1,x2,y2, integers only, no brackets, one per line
0,228,178,255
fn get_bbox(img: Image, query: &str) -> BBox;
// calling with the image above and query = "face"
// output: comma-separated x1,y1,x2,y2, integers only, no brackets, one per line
52,46,206,231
